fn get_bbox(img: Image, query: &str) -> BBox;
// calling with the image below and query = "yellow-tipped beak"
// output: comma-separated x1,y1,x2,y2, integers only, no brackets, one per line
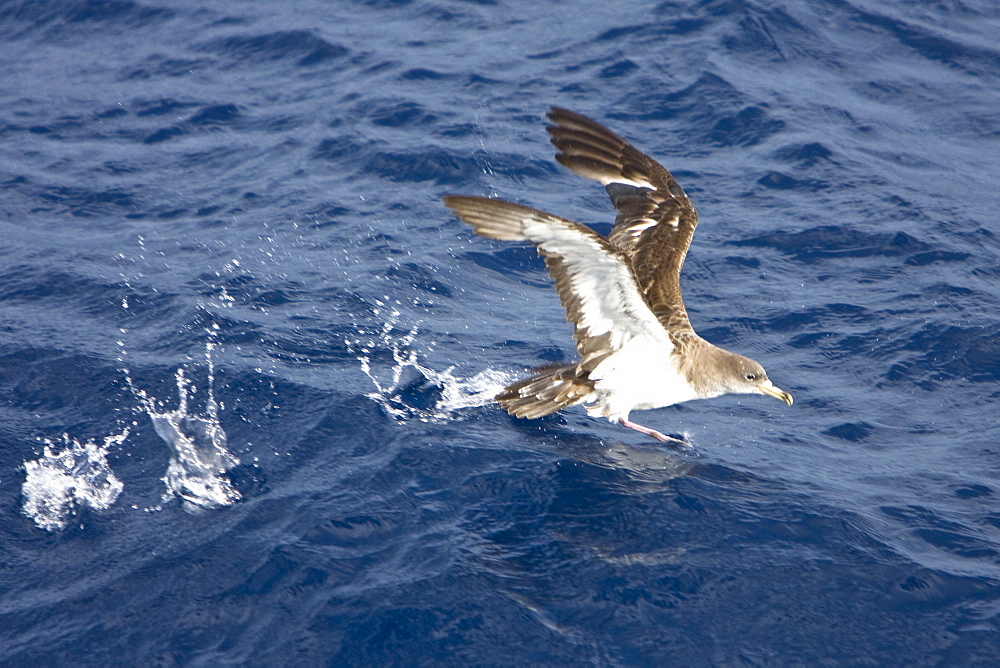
759,380,793,406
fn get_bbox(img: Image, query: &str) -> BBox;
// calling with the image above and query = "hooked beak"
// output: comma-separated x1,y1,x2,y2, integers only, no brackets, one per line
759,379,793,406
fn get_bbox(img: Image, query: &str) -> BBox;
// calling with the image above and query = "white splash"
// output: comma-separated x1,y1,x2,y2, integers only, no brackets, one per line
346,310,513,421
436,367,515,412
131,347,240,509
22,430,128,532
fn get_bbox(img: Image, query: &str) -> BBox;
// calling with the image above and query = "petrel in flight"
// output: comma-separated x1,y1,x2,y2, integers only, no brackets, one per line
444,108,792,442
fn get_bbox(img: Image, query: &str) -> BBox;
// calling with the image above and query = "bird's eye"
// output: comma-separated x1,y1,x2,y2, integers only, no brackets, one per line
745,373,757,381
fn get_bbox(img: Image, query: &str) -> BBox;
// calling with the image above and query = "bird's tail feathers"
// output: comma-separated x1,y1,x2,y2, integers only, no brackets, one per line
496,363,594,419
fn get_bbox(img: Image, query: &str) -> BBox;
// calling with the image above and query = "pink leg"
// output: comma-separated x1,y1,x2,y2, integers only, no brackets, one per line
619,418,687,445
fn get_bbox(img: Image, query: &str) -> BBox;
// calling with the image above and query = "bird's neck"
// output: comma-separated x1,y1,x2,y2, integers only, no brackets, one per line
673,337,736,398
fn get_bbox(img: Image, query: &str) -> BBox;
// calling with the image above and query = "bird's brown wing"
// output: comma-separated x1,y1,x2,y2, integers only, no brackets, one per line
546,107,699,335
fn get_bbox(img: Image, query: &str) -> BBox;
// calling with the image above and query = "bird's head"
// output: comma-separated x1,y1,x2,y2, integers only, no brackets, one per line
701,350,793,406
725,354,793,406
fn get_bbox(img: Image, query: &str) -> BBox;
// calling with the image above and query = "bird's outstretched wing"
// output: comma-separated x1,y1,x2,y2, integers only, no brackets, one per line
546,107,698,335
443,196,672,371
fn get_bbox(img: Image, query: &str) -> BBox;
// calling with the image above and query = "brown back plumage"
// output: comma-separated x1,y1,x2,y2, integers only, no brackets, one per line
546,107,699,336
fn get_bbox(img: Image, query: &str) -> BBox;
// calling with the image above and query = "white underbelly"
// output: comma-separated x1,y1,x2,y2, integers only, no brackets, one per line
586,340,696,420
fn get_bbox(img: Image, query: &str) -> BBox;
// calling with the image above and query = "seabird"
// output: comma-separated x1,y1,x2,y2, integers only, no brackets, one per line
444,107,792,443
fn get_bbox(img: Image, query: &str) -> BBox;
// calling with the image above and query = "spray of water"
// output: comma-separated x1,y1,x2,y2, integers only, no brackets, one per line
127,345,241,509
21,430,128,531
346,309,513,422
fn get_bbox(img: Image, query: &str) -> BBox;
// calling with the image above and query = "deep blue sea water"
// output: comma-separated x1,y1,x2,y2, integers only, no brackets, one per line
2,0,1000,663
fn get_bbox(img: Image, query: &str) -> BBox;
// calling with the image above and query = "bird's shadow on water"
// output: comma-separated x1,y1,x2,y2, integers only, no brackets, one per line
499,409,753,490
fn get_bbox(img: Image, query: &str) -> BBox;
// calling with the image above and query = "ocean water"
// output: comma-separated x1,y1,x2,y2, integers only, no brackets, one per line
1,0,999,663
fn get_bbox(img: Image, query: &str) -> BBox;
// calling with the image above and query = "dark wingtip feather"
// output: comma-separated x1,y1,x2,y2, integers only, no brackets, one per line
443,195,531,241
